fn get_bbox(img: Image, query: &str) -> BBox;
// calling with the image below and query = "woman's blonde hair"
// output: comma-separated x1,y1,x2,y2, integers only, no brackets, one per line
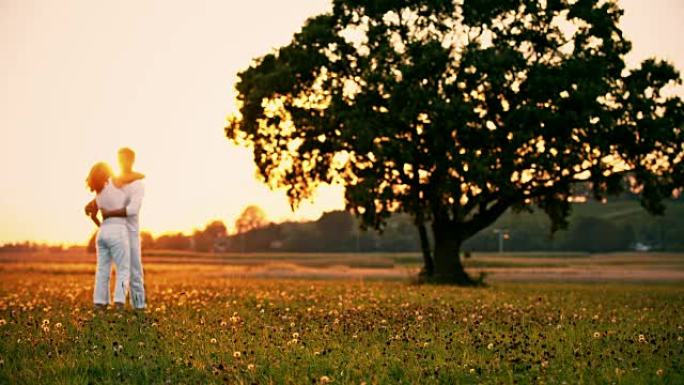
86,162,113,193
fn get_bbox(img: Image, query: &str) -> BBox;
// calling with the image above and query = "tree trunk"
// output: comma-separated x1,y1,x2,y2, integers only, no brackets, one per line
431,223,476,285
416,221,434,277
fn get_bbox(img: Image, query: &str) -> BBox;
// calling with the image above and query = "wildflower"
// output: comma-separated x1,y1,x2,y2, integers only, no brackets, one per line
678,336,683,342
593,332,601,339
638,334,646,343
210,338,217,344
487,343,494,350
320,375,332,384
0,319,6,326
656,369,664,376
55,322,62,329
112,341,123,353
233,351,241,358
292,332,300,339
247,363,255,371
220,320,227,327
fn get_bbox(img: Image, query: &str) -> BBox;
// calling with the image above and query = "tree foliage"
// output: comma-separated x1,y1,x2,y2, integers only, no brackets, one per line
193,220,228,252
235,205,269,234
226,0,684,282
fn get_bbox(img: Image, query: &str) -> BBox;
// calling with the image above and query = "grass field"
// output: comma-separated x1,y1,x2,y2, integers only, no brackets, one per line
1,255,683,384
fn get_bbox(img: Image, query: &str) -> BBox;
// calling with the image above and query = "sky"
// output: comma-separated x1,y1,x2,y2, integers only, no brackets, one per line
1,0,683,245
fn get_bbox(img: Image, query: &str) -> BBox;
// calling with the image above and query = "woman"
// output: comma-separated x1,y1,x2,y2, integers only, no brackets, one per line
86,162,130,310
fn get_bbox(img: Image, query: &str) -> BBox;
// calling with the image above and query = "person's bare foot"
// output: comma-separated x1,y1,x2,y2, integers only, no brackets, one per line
93,303,107,312
114,302,125,310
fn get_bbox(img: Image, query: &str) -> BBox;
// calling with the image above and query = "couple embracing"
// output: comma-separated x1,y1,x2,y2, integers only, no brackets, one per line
85,147,146,311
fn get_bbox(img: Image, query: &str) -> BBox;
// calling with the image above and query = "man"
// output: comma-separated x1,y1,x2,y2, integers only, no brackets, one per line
85,147,146,310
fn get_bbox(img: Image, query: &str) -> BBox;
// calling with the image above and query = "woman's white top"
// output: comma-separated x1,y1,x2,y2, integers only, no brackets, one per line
96,181,127,226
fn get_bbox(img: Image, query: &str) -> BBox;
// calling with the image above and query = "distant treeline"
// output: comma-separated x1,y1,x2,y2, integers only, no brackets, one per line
0,242,84,253
118,197,684,254
5,197,681,255
463,199,684,252
223,198,683,253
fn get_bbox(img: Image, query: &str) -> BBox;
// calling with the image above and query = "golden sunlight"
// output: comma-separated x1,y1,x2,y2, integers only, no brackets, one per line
0,0,682,245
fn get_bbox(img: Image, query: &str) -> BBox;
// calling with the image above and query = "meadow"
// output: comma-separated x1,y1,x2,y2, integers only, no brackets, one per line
1,254,683,384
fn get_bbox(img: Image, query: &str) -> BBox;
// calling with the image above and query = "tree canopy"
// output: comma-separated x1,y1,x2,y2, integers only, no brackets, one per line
226,0,684,283
235,205,269,234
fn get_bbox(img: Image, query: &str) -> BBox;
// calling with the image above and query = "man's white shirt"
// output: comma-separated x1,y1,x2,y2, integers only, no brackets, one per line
121,179,144,232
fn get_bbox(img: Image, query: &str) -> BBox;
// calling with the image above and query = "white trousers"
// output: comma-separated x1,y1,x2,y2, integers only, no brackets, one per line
128,231,146,309
94,224,130,305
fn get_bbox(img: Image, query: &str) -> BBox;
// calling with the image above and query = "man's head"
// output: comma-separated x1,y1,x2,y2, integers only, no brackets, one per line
118,147,136,173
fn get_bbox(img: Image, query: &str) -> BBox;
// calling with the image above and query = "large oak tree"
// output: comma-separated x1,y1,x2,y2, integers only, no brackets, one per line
226,0,684,284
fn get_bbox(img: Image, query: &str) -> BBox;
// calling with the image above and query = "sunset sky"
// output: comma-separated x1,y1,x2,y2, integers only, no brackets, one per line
1,0,683,245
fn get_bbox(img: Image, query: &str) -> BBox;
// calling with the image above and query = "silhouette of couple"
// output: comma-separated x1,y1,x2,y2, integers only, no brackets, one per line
85,148,146,310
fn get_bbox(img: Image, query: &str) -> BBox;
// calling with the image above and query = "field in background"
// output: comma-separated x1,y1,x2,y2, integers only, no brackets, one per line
1,261,683,384
2,250,684,283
